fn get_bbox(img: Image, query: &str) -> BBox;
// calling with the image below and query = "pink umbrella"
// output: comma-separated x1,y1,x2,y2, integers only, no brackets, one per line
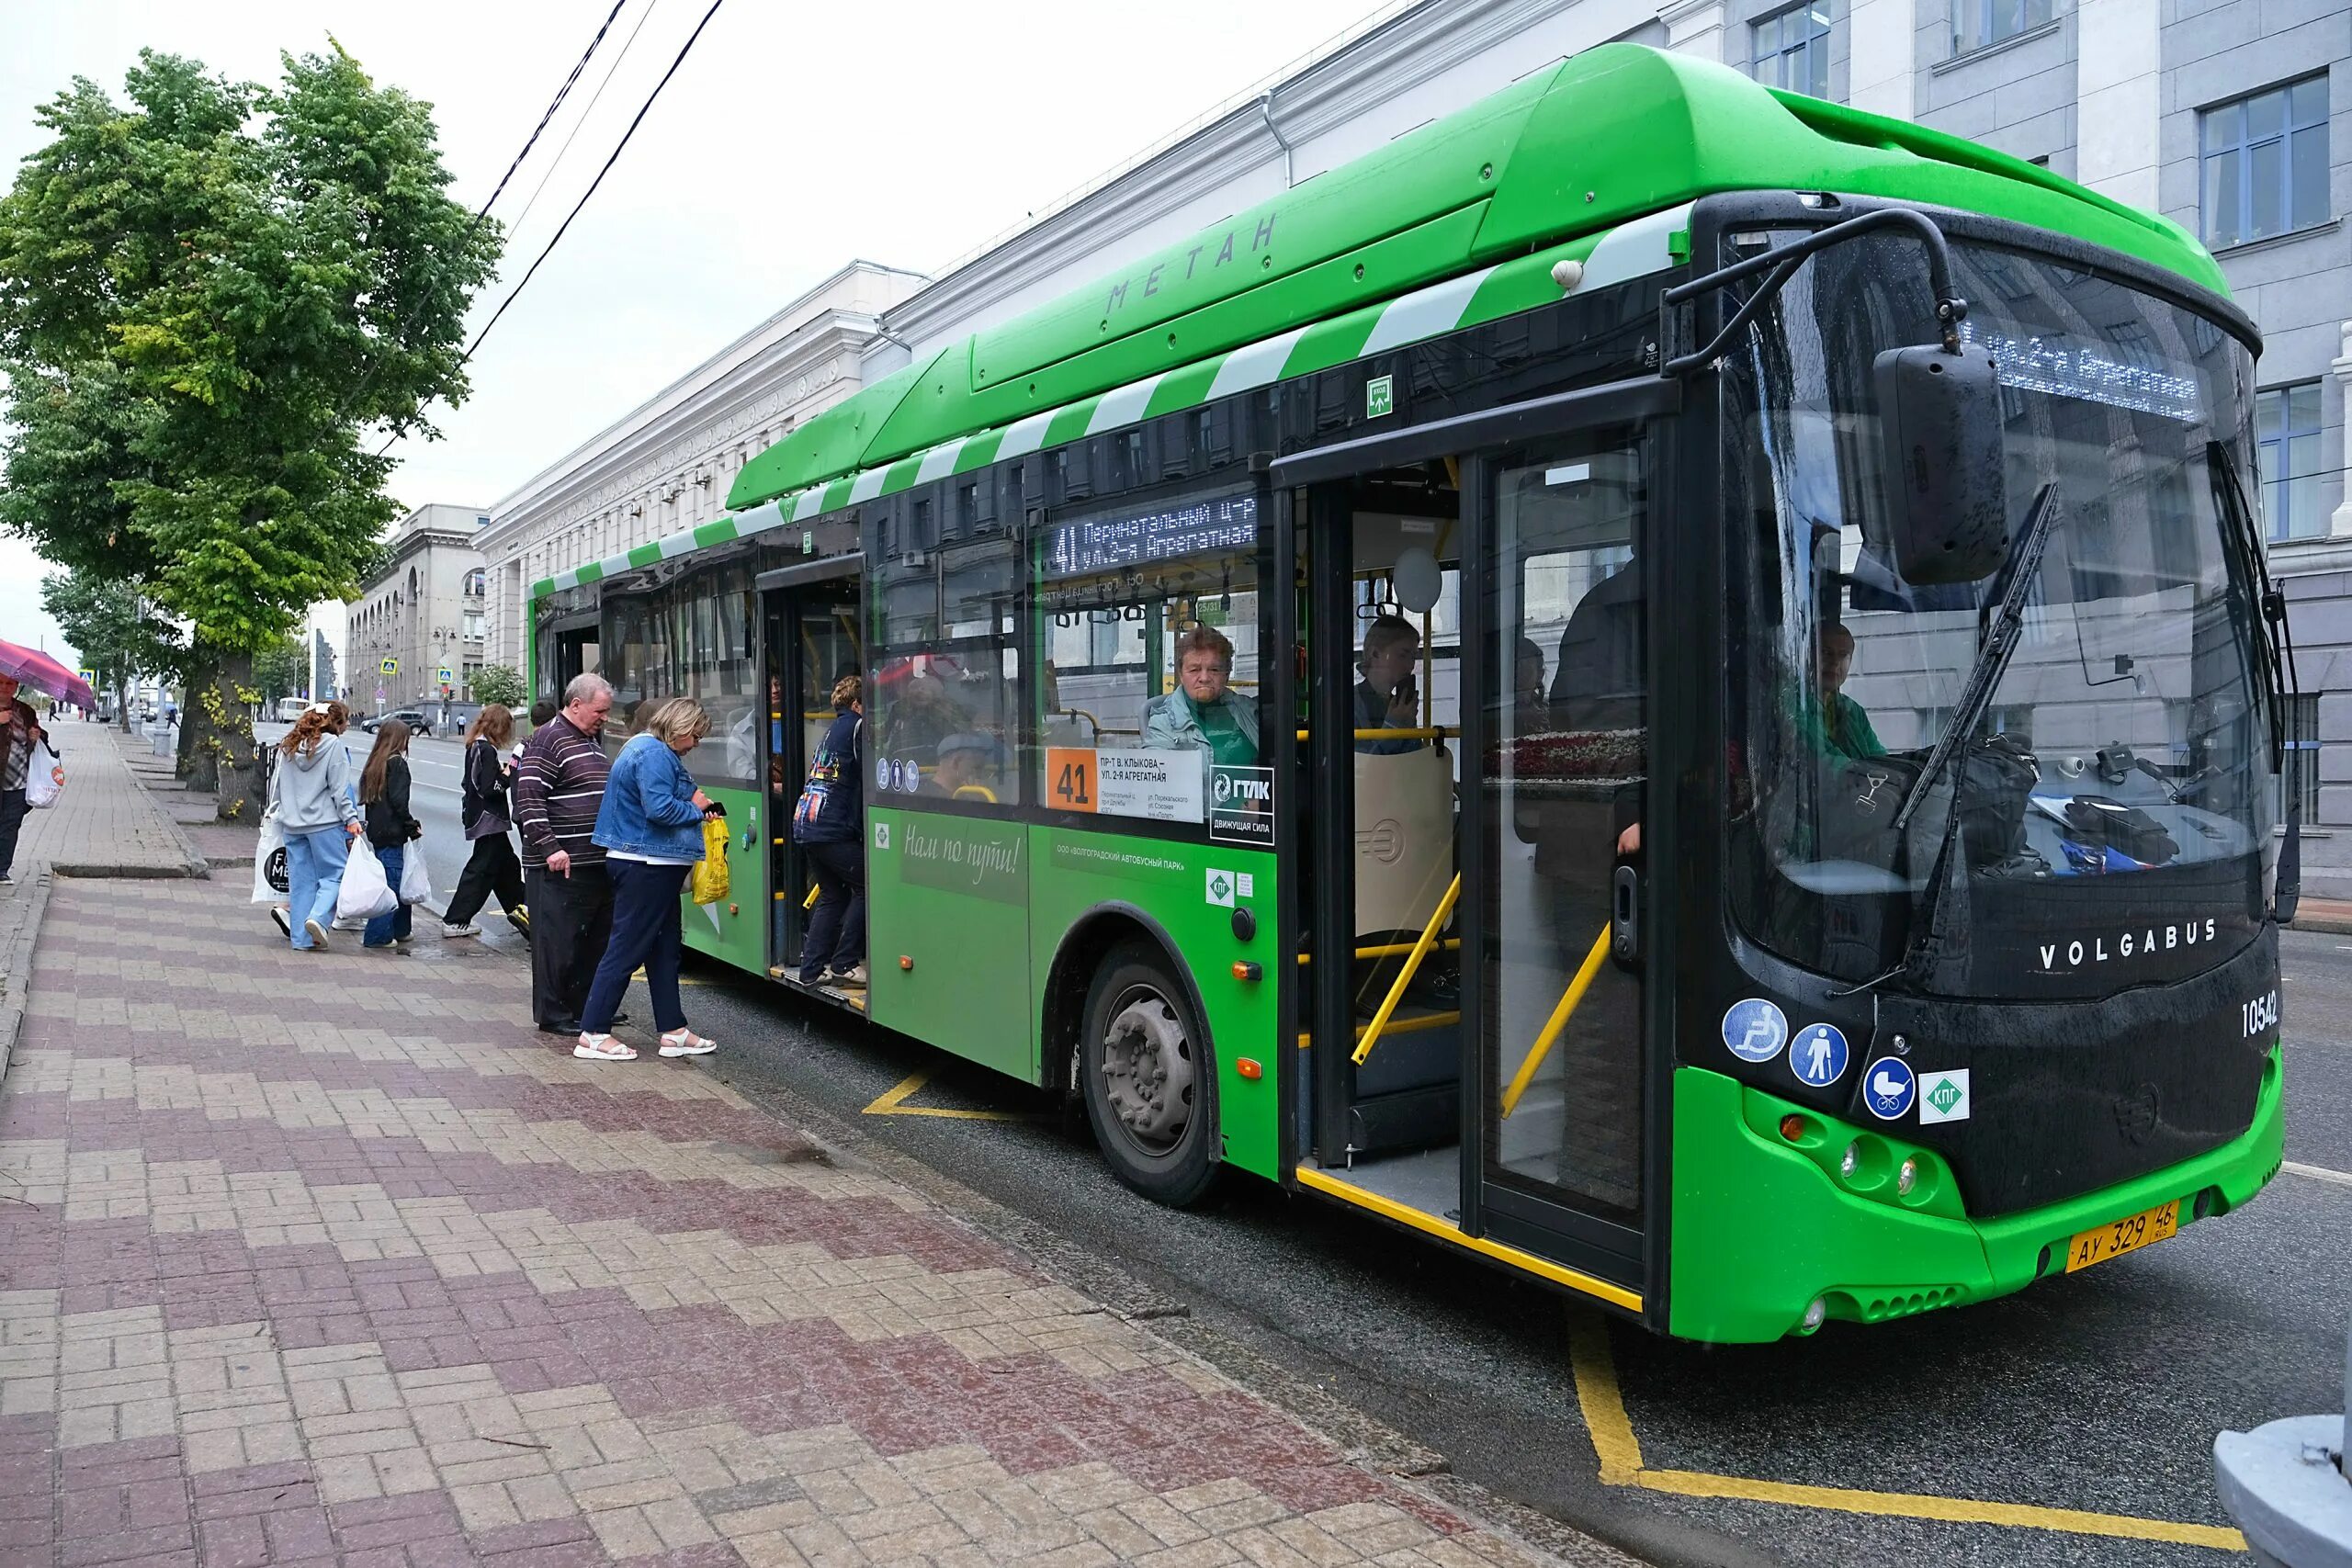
0,637,97,710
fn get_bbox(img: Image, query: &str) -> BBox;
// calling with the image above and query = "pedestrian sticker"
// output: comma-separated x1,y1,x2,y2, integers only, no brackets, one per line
1791,1022,1849,1087
1205,868,1236,908
1722,998,1788,1064
1918,1068,1971,1124
1863,1056,1917,1121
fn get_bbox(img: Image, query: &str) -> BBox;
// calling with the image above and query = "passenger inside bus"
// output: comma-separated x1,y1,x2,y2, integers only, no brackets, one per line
1792,620,1885,761
1143,626,1259,766
1353,615,1426,754
918,732,1007,799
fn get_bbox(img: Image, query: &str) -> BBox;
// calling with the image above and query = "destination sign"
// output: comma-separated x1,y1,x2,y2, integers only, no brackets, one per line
1958,322,2201,423
1044,492,1258,581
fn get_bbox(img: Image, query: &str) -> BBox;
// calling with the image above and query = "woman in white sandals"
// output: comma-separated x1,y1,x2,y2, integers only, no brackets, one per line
572,698,722,1062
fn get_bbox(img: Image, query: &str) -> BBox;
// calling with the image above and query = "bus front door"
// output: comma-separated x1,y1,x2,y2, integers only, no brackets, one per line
758,559,863,983
1468,425,1654,1300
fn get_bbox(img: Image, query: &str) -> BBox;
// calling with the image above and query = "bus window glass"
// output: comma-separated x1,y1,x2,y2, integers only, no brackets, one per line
1487,441,1645,1218
873,539,1024,806
676,561,757,784
1037,490,1263,830
1723,235,2270,998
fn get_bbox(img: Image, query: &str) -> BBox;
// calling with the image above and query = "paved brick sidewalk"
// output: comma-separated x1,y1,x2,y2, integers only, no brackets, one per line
0,876,1605,1568
11,723,207,880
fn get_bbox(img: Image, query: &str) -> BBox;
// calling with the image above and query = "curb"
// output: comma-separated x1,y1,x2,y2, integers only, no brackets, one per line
2288,914,2352,935
0,873,53,1099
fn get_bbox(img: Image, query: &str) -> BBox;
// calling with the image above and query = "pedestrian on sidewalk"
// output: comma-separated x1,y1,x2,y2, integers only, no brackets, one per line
271,705,365,949
573,698,722,1063
359,721,423,951
515,673,616,1036
792,674,866,988
0,674,60,888
443,704,530,942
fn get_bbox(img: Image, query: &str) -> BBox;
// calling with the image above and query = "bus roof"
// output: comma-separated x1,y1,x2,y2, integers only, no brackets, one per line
723,42,2219,517
530,44,2223,601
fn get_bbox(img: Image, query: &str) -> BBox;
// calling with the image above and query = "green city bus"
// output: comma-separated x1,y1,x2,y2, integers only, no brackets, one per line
526,43,2294,1343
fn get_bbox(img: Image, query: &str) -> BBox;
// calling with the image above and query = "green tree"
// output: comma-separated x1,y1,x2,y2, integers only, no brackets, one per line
0,46,500,817
251,635,309,705
40,574,165,728
471,662,526,709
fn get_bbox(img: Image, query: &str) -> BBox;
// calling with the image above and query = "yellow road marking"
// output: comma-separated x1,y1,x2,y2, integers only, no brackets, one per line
1568,1318,2245,1551
861,1069,1031,1122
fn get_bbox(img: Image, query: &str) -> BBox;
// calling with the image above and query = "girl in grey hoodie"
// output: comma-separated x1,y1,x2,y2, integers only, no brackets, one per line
271,705,365,951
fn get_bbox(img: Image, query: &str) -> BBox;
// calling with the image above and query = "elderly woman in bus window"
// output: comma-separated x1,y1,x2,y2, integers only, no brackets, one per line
1143,626,1258,766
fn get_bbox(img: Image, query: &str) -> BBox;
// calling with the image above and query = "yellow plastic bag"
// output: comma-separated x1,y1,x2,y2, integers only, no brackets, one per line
692,815,730,905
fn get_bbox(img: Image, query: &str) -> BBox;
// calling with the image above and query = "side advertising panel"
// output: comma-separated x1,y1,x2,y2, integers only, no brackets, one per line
864,808,1035,1080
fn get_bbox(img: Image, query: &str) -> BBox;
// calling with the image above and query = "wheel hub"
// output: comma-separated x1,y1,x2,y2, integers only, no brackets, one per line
1101,993,1193,1146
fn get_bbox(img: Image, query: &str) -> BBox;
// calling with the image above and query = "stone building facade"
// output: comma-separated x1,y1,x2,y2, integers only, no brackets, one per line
345,503,491,716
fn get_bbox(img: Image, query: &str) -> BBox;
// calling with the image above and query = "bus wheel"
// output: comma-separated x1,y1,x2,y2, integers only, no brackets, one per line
1081,941,1218,1205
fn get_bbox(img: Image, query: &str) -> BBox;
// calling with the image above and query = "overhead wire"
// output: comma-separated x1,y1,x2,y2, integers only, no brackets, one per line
471,0,630,230
460,0,727,363
503,0,666,243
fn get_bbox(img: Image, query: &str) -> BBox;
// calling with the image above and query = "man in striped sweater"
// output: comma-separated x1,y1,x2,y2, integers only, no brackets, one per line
514,673,616,1035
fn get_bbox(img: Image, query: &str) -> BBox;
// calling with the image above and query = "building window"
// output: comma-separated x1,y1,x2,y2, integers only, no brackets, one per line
2256,382,2325,541
464,611,486,642
1952,0,2052,54
1753,5,1830,99
2285,693,2321,824
2200,75,2331,249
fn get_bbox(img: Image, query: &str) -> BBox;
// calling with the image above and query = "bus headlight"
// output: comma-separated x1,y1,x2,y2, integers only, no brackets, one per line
1898,1156,1920,1196
1839,1142,1861,1179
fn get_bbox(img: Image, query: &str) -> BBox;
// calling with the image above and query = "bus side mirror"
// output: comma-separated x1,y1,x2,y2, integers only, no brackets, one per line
1875,345,2007,584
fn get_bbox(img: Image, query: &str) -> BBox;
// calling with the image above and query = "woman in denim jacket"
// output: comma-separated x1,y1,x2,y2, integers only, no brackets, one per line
573,698,722,1062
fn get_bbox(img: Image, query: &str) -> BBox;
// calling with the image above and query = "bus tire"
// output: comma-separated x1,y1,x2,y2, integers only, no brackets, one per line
1080,940,1218,1206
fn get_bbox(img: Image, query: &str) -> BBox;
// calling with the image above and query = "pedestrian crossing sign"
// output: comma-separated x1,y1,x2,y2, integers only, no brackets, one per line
436,665,452,683
379,658,398,676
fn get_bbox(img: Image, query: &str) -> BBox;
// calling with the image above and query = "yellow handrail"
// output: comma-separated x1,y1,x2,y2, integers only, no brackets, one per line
1296,937,1463,965
1351,873,1461,1066
1355,1010,1458,1040
1294,727,1461,741
1500,925,1613,1117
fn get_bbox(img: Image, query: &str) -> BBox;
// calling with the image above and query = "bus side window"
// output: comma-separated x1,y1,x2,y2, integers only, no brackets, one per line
873,539,1024,806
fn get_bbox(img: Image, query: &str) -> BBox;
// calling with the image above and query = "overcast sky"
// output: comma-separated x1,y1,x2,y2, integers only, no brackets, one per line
0,0,1389,671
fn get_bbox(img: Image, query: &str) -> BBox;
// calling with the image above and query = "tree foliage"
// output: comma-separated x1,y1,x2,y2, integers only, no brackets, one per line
40,574,160,725
251,635,309,704
470,662,526,709
0,45,500,803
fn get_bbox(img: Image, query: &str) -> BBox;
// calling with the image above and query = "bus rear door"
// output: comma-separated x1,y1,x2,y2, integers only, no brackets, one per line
758,557,864,989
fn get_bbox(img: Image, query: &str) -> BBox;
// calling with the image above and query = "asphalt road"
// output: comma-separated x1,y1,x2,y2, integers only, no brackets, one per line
267,729,2351,1564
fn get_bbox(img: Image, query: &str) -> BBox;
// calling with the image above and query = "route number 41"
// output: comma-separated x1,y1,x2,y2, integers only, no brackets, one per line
1048,748,1095,811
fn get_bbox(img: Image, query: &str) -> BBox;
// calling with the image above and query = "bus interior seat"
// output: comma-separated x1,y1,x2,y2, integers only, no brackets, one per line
1347,745,1459,1154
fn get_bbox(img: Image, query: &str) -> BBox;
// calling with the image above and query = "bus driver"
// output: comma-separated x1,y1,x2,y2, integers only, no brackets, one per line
1143,626,1259,767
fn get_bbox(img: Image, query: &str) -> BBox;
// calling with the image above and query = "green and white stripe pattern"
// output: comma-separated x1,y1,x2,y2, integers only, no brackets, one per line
531,204,1691,599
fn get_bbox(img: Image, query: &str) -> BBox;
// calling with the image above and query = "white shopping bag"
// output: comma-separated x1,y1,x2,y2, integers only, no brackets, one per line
23,742,62,809
399,841,433,906
253,809,286,904
334,838,399,922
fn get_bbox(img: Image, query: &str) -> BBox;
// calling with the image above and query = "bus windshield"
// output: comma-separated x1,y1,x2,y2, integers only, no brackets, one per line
1724,233,2278,999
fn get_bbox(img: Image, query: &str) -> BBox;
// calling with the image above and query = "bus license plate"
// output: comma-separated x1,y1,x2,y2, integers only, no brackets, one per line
2064,1200,2179,1273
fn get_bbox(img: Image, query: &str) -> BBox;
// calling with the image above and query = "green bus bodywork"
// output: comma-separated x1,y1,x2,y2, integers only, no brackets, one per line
527,42,2282,1339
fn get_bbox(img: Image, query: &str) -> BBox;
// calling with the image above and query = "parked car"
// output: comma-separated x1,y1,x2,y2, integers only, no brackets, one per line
358,707,434,738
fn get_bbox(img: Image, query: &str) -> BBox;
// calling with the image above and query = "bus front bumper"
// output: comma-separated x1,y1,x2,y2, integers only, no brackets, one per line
1666,1048,2284,1343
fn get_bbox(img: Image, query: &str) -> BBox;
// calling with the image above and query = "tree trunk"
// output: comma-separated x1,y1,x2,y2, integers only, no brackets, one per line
187,649,265,820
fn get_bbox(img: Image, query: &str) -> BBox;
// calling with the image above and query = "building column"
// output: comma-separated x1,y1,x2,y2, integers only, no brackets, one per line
1661,0,1728,64
2075,0,2161,211
1848,0,1917,121
2332,322,2352,538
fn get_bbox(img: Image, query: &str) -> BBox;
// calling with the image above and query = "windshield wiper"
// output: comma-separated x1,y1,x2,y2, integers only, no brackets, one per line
1890,481,2062,837
2210,439,2302,918
1834,483,2061,999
